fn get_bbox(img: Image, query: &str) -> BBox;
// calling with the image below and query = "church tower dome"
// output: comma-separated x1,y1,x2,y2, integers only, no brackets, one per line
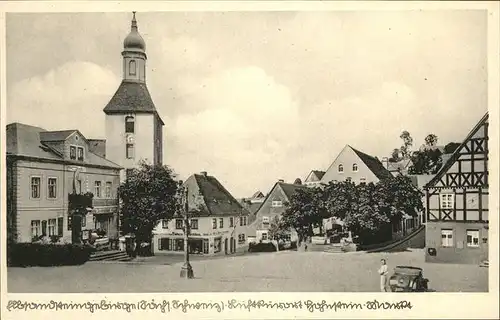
123,11,146,52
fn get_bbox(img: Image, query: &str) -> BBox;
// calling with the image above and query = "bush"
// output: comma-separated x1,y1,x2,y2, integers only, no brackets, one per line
7,243,94,267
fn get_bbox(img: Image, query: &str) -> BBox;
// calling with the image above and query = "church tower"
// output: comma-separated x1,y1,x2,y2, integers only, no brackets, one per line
103,12,164,181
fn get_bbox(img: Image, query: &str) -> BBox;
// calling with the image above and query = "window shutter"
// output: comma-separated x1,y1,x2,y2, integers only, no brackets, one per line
41,220,47,236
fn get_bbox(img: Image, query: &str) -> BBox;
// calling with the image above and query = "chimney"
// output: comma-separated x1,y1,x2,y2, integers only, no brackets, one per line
278,179,284,183
200,171,208,177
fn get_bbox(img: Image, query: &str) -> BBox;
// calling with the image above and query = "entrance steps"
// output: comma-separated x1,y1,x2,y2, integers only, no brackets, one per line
89,250,133,262
323,244,344,253
480,260,489,268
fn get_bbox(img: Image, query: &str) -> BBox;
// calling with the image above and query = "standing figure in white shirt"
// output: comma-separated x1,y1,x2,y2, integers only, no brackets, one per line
378,259,389,292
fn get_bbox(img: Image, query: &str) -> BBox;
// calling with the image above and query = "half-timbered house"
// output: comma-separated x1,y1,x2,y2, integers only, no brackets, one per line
424,112,489,264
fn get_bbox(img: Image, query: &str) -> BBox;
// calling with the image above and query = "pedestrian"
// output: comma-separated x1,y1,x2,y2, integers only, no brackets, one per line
378,258,389,292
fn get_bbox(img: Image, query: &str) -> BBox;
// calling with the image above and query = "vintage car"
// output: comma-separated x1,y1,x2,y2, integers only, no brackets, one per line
388,266,429,292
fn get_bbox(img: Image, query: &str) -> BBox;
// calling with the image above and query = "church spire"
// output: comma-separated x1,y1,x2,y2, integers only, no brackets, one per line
131,11,138,31
122,11,146,83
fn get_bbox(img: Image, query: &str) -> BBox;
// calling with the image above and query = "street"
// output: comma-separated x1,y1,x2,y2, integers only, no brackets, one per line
8,249,488,292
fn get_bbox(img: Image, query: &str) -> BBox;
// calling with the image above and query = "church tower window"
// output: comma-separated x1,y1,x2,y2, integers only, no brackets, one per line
125,116,135,133
129,60,136,76
126,143,135,159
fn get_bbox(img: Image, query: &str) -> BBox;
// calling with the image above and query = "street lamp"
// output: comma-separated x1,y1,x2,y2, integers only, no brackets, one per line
180,186,194,279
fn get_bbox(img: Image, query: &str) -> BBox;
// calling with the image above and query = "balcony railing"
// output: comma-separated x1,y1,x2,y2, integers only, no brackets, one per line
93,198,119,207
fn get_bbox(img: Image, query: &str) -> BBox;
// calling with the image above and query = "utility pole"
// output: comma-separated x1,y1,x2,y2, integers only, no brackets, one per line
180,186,194,279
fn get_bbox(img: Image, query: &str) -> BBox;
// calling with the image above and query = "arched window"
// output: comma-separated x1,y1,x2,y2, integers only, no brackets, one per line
338,164,344,173
125,116,135,133
352,163,358,172
129,60,137,76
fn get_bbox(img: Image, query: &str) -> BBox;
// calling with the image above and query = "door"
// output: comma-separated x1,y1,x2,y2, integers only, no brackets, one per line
224,238,228,254
231,237,236,253
230,237,234,253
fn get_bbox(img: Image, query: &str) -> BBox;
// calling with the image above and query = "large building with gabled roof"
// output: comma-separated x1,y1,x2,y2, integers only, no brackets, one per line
424,113,489,265
320,145,393,185
6,123,122,244
152,171,250,256
247,180,308,243
104,12,164,181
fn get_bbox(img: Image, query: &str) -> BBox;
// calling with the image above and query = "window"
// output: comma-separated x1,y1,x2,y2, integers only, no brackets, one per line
338,164,344,173
57,217,64,236
212,218,217,229
70,146,76,160
346,177,352,182
190,219,199,230
31,177,41,199
126,169,133,180
47,178,57,199
243,216,247,225
129,60,137,76
466,230,480,247
162,219,169,229
94,181,102,198
219,218,224,228
441,229,454,247
105,182,112,198
352,163,358,172
67,216,72,231
41,220,47,236
238,234,246,244
229,217,234,227
262,232,268,241
360,177,366,184
174,239,184,251
125,116,135,133
175,219,183,229
126,144,135,159
271,200,283,208
31,220,41,238
81,216,86,228
159,238,171,251
262,216,270,228
46,219,55,236
440,194,454,209
77,147,84,161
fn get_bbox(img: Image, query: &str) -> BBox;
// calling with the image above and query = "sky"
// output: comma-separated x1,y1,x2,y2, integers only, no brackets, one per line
6,10,488,198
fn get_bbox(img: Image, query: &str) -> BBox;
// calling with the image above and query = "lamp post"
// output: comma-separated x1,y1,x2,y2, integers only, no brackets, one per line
180,186,194,279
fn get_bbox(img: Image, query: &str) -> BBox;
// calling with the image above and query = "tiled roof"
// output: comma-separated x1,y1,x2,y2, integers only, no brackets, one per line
184,173,248,217
277,182,308,199
103,81,164,124
350,146,393,180
39,130,77,142
6,123,121,169
312,170,326,180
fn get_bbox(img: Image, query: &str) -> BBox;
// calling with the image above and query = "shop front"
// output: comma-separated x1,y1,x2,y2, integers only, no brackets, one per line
154,230,232,256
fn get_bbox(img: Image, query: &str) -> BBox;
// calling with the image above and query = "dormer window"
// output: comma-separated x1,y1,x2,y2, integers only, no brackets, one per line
70,146,76,160
125,116,135,133
129,60,137,76
352,163,358,172
338,164,344,173
77,147,84,161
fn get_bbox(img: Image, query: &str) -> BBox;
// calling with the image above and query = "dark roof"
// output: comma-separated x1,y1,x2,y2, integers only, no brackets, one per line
425,112,489,189
350,146,393,180
185,173,248,217
278,182,308,199
103,80,164,124
239,200,262,215
312,170,326,180
6,123,121,169
39,130,77,142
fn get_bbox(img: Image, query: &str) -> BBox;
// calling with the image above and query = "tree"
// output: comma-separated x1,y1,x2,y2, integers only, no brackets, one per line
322,180,358,221
424,134,438,148
389,148,401,162
293,178,302,185
399,131,413,160
281,186,329,243
409,133,442,174
118,161,180,256
268,216,288,241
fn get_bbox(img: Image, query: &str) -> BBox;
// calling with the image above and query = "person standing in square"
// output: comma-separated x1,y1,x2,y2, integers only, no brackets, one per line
378,259,389,292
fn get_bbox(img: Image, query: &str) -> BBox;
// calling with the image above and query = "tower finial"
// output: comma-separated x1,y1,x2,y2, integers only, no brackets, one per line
131,11,137,31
